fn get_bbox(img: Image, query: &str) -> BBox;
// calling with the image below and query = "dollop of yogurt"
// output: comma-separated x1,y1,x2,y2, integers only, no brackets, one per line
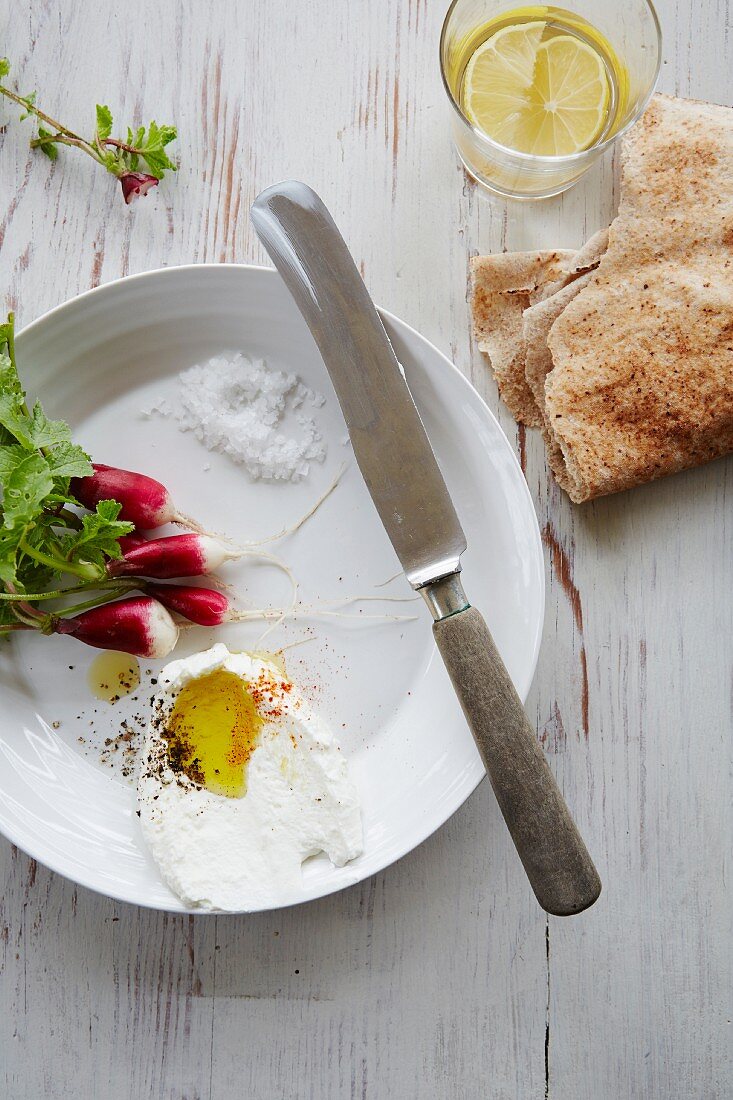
137,643,363,910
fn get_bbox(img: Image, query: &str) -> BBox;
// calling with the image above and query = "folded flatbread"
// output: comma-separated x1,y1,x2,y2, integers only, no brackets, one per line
470,250,574,426
471,94,733,502
470,230,609,428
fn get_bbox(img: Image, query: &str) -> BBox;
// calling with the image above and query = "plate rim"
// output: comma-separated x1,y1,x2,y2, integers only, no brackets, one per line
7,262,545,914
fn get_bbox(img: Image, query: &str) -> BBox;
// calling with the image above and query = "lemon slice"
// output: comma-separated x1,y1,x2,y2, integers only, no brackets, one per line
463,22,610,156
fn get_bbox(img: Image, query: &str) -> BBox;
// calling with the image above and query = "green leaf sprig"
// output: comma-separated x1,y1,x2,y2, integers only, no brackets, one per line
0,58,177,204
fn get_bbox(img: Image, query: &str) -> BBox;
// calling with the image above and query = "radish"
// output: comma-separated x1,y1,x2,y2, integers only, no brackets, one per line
107,535,299,616
116,532,149,554
144,583,417,628
71,464,204,532
38,587,414,654
53,597,179,658
145,584,230,626
107,533,258,579
72,462,344,543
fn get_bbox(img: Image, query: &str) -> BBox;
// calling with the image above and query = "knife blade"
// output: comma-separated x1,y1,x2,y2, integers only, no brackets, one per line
251,183,465,589
251,181,601,916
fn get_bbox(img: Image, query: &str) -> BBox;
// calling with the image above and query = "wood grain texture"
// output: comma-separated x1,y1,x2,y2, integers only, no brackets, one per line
0,0,731,1097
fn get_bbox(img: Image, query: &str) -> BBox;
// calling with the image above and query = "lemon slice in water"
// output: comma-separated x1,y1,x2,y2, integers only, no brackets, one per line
463,21,610,156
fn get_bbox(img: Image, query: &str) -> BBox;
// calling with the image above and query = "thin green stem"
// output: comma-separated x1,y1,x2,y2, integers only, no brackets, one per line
19,535,100,581
0,577,133,602
47,507,84,531
0,622,34,633
0,83,106,166
29,132,104,163
10,602,42,627
0,587,76,602
3,581,44,622
6,310,15,368
102,136,143,155
60,584,138,618
0,84,93,149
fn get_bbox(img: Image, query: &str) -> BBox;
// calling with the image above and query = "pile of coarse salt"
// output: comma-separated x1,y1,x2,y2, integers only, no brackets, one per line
142,352,327,482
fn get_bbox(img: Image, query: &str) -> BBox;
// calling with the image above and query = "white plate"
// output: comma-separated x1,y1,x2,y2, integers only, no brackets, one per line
0,265,544,913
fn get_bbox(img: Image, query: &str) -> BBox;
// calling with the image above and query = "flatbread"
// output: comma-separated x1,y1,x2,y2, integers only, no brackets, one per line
537,228,610,301
469,235,609,426
523,272,595,492
470,250,573,425
469,94,733,503
546,94,733,501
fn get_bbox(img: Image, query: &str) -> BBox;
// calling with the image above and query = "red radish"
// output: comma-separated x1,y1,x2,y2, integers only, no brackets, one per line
107,533,248,579
144,584,417,628
74,461,344,543
116,532,149,554
53,597,179,658
71,464,204,532
146,584,230,627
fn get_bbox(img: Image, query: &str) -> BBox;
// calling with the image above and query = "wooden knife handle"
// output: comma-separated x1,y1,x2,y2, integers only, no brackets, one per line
433,605,601,916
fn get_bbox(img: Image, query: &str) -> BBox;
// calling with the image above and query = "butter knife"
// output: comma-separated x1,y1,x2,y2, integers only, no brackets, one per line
251,181,601,916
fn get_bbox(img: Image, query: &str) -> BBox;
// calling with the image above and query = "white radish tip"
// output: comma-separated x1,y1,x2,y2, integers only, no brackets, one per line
146,602,180,658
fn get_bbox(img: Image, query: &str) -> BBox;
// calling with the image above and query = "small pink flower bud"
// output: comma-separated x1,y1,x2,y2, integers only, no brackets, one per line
120,172,159,204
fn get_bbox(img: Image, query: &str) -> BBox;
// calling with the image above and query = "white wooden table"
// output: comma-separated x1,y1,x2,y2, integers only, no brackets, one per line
1,1,731,1096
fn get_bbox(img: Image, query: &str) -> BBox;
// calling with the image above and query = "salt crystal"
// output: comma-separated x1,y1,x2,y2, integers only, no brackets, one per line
147,352,327,482
140,395,173,420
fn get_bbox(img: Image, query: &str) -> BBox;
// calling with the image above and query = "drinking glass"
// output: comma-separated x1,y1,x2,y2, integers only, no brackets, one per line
439,0,662,199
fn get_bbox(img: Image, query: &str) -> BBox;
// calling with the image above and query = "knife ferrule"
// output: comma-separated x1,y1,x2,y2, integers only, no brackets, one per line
419,572,470,622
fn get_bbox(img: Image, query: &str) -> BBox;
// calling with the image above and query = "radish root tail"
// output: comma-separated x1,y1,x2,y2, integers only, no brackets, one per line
171,510,233,542
243,464,347,549
172,464,346,549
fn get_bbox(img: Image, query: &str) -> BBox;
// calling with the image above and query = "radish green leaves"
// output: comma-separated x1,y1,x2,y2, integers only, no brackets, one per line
0,314,132,593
